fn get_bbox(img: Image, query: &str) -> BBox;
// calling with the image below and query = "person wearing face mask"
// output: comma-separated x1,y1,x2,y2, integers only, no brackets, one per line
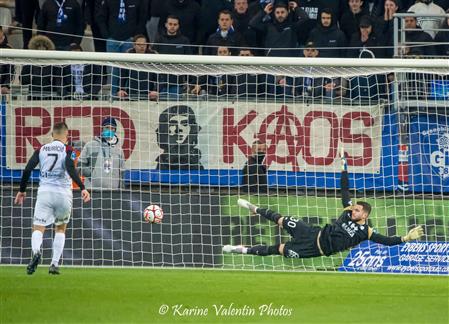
78,117,125,189
241,140,268,194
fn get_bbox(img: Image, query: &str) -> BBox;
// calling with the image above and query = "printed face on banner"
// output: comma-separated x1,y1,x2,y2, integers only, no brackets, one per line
168,115,191,144
155,105,203,170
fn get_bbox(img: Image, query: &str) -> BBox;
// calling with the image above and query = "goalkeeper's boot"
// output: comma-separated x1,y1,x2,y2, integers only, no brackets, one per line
222,245,247,254
48,264,60,275
237,199,258,214
26,253,41,275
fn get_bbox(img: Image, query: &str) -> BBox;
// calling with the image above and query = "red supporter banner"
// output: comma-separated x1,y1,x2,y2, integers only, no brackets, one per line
6,101,383,173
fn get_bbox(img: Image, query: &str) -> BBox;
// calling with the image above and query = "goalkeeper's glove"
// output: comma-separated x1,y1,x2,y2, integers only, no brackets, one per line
340,148,347,172
402,225,424,242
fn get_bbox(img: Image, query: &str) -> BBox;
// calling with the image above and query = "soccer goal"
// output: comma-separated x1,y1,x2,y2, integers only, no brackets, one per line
0,49,448,274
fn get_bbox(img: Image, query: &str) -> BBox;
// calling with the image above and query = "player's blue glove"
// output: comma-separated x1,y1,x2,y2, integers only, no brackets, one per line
340,148,347,172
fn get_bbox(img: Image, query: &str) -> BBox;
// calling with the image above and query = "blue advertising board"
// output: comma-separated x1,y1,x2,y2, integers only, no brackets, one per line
409,114,449,193
339,240,449,275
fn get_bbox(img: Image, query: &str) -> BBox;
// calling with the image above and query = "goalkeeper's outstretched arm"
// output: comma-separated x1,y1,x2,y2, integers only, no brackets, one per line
368,226,424,245
340,149,352,208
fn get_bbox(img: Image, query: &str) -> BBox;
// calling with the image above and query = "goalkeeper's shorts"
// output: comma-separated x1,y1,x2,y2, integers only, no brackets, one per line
282,217,323,259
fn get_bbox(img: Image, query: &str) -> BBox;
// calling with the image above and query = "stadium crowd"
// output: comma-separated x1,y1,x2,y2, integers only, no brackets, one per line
0,0,448,99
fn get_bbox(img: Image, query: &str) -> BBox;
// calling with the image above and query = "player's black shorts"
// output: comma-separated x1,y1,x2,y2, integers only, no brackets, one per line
282,216,323,259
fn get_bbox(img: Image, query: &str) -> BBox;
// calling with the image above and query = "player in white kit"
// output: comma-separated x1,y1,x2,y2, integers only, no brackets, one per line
15,122,90,275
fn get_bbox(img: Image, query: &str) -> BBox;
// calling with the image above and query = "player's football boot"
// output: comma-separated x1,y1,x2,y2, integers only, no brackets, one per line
222,245,246,254
26,253,41,275
48,264,60,275
237,199,258,214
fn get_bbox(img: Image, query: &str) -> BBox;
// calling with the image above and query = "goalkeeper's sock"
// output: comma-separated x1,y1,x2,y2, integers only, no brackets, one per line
247,245,281,256
31,230,43,255
257,208,282,224
51,233,65,267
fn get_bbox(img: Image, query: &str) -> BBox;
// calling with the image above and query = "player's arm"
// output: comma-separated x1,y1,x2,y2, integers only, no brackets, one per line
19,149,40,192
15,149,40,204
368,226,424,245
340,149,352,208
66,149,91,203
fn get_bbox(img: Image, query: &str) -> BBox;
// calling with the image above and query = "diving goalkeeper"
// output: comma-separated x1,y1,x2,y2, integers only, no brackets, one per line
223,151,424,258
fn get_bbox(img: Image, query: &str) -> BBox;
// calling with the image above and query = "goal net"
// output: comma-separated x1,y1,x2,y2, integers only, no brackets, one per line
0,49,448,274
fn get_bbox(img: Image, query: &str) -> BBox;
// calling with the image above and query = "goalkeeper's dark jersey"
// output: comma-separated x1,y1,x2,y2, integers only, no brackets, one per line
319,171,369,256
319,209,369,256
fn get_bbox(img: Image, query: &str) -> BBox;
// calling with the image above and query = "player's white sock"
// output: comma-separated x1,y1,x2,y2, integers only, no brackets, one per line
223,245,248,254
31,230,43,255
51,233,65,266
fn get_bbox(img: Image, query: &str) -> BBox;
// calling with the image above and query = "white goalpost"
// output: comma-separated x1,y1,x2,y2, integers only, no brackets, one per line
0,49,448,273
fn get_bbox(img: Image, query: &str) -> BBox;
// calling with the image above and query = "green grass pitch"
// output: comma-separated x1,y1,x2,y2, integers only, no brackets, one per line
1,266,447,323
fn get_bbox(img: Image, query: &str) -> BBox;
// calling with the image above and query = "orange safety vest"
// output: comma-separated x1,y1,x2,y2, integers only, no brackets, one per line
71,149,85,189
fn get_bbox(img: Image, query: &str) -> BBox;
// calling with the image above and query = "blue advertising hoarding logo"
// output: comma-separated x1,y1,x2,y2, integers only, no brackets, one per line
339,241,449,275
410,115,449,193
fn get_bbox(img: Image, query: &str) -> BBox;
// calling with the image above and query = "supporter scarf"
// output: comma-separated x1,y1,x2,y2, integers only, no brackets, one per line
216,25,235,36
71,64,85,94
55,0,66,26
118,0,126,24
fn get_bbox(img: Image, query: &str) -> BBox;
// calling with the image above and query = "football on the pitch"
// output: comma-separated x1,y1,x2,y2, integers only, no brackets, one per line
144,205,163,224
